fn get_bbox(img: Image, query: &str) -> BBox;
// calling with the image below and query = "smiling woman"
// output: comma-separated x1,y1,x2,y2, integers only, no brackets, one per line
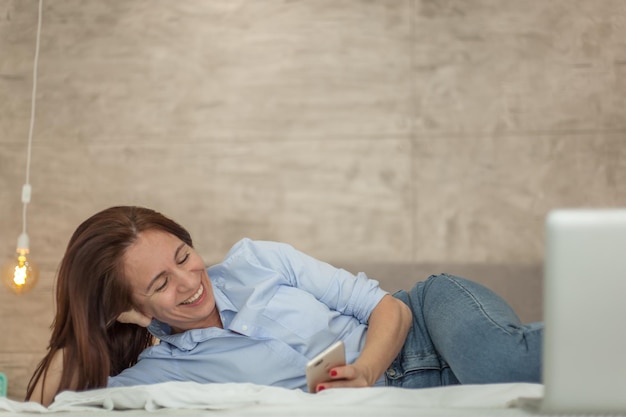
25,206,192,405
26,206,543,408
122,229,223,333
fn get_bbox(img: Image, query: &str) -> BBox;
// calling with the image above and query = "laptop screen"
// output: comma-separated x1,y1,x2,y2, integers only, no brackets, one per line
542,209,626,414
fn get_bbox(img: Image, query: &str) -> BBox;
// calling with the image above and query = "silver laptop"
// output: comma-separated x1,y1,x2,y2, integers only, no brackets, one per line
540,209,626,415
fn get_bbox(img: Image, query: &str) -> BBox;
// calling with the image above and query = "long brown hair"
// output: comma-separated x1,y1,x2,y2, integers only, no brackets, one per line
25,206,193,402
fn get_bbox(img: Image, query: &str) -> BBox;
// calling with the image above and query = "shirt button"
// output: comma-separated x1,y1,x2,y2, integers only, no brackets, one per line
241,325,248,331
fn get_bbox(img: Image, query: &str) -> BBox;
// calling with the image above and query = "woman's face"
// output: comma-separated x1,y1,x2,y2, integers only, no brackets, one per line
123,229,221,333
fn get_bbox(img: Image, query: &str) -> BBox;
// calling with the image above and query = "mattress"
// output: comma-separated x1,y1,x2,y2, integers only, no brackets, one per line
0,381,543,416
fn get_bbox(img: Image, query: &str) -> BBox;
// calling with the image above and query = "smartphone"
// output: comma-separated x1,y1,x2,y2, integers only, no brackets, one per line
305,341,346,393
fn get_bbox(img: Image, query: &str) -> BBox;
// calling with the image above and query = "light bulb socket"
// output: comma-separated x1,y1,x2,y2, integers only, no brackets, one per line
17,233,30,253
21,184,32,204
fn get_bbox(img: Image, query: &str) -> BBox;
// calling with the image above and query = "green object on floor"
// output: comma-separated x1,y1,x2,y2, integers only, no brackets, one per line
0,372,6,397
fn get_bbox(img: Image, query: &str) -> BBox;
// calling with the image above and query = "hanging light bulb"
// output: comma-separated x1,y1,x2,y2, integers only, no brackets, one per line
2,185,39,295
2,0,43,296
2,233,39,295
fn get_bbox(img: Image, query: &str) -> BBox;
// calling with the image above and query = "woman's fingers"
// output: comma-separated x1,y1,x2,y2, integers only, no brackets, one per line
117,309,152,327
315,365,371,392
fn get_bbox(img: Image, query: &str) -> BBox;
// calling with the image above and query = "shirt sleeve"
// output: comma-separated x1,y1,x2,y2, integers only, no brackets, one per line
243,239,388,324
107,355,179,387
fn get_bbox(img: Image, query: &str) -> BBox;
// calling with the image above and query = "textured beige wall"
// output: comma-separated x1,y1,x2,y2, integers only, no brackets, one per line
1,0,625,400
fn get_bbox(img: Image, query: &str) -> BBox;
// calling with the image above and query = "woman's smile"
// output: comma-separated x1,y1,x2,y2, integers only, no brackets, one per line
180,283,205,306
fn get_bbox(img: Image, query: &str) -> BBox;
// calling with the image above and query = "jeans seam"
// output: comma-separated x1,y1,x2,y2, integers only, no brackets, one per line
439,273,517,337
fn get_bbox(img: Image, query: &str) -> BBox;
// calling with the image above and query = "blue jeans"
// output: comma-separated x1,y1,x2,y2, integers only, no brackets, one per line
386,273,543,387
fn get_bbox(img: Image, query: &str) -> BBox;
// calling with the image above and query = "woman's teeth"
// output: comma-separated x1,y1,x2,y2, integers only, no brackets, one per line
180,285,203,305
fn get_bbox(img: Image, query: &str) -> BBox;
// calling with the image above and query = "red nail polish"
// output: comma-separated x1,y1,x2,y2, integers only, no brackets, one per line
330,370,337,377
318,386,325,392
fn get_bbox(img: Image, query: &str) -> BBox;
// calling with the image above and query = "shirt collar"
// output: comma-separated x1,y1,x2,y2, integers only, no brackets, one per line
147,319,230,351
145,281,238,351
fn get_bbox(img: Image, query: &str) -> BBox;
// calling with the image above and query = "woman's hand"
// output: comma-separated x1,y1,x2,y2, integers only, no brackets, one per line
314,295,412,393
117,308,152,327
314,363,374,392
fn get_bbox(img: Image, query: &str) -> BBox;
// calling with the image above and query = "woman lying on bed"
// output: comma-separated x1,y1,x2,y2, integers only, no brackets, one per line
25,206,543,406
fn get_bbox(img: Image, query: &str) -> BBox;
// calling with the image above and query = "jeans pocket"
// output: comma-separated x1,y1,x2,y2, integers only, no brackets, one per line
385,353,446,388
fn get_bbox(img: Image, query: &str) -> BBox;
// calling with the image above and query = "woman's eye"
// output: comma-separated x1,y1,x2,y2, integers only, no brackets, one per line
177,252,190,265
155,278,168,292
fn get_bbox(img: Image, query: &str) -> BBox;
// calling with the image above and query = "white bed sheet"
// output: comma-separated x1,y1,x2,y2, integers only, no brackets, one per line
0,381,543,416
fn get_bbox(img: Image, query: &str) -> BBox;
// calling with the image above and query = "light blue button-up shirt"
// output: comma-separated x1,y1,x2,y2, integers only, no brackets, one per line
108,238,388,391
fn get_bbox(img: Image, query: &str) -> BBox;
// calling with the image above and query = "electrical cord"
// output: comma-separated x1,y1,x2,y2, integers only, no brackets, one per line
20,0,43,244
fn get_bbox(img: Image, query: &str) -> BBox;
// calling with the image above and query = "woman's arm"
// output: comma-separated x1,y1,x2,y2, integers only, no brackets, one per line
29,349,69,407
318,294,412,391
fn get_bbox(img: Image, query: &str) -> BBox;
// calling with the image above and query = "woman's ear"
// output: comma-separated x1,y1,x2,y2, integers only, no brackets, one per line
117,308,152,327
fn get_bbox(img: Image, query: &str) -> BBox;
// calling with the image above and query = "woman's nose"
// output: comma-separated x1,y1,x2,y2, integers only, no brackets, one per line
174,270,196,291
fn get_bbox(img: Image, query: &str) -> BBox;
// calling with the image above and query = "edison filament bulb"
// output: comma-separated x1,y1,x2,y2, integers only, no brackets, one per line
2,248,39,295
